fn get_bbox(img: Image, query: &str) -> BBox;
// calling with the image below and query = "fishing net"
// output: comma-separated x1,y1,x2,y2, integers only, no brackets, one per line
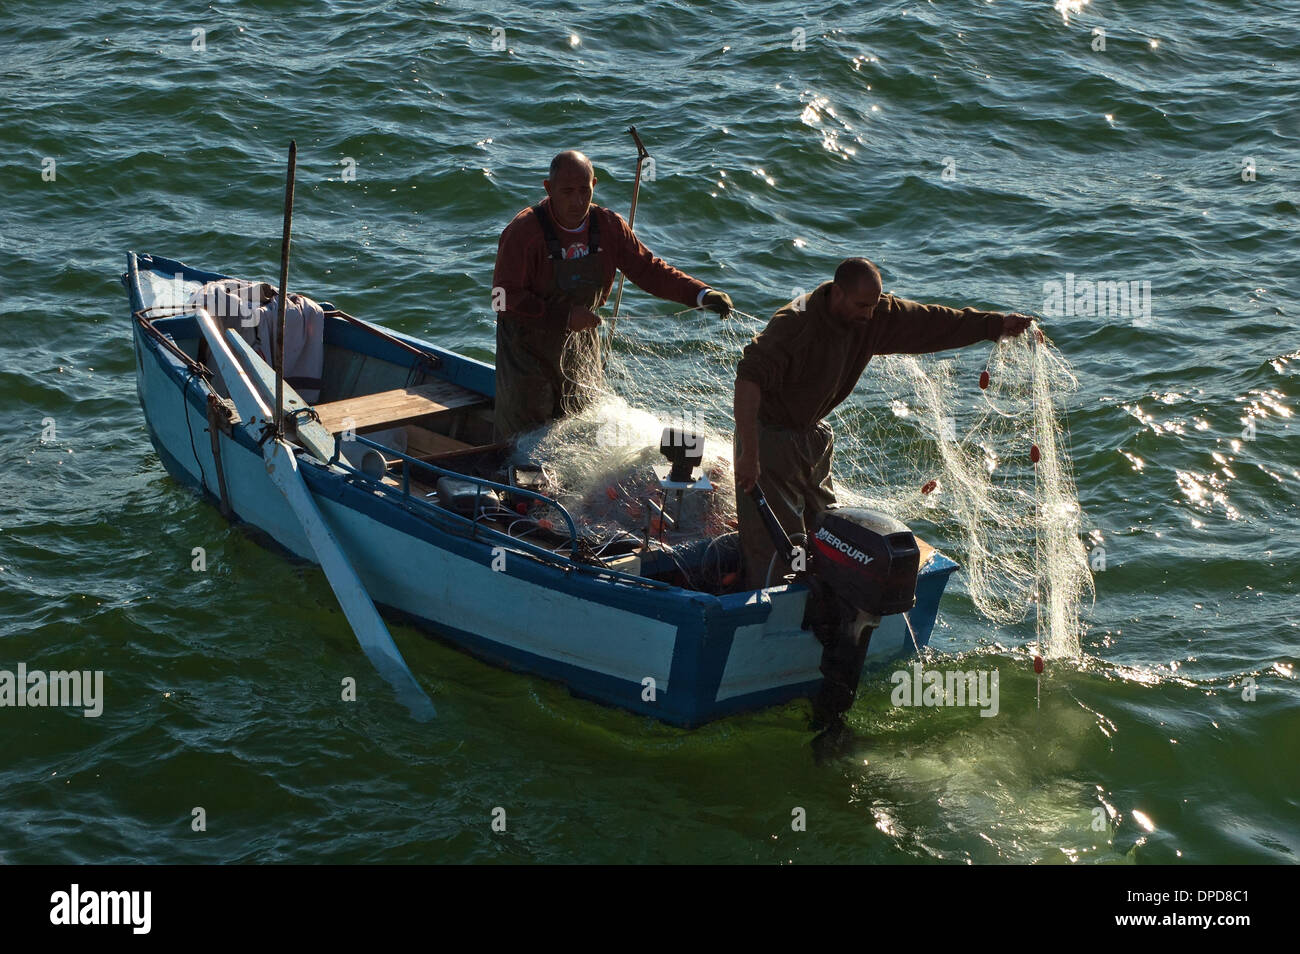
514,304,1092,657
512,318,739,553
842,328,1095,658
557,326,606,419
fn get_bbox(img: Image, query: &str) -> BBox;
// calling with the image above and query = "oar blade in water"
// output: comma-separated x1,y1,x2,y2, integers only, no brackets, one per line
263,439,436,722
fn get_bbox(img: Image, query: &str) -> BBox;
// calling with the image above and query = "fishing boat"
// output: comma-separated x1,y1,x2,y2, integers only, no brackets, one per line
123,250,960,727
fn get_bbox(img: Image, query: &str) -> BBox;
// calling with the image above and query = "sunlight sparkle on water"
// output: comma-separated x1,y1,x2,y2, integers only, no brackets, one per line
1054,0,1091,24
1131,809,1156,833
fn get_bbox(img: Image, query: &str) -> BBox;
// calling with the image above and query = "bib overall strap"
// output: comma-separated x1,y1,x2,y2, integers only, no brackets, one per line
532,204,603,259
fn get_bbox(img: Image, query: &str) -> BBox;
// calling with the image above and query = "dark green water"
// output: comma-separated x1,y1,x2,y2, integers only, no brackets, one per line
1,0,1296,863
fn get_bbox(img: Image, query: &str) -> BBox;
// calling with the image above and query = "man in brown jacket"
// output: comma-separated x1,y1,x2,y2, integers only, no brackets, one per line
733,257,1033,590
492,150,734,440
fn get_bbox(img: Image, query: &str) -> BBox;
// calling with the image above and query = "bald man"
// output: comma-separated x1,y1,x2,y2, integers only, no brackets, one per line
492,149,734,439
733,257,1034,591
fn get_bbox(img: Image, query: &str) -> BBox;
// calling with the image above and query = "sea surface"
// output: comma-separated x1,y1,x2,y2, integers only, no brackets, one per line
0,0,1296,864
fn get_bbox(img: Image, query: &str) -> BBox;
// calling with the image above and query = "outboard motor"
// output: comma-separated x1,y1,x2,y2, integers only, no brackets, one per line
805,507,920,733
747,486,921,734
807,509,921,617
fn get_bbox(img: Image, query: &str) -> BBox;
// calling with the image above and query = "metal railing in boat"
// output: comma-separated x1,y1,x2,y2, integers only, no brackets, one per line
325,434,671,590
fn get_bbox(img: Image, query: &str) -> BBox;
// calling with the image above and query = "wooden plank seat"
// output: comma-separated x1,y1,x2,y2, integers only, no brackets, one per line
314,380,488,434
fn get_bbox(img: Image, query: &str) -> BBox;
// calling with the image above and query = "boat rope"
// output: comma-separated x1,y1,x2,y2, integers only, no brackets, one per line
181,368,212,500
136,313,207,375
288,405,322,428
325,308,441,386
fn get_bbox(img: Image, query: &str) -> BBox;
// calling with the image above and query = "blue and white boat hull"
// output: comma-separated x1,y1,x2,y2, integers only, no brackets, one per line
126,252,958,727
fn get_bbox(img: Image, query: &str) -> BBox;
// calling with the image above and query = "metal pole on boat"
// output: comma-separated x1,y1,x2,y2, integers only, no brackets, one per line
608,127,650,331
274,140,297,438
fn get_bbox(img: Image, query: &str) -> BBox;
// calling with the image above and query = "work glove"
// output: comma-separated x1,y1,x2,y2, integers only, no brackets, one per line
701,290,734,318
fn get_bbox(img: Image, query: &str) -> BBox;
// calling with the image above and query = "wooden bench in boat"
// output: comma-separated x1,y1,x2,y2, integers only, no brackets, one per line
314,380,488,434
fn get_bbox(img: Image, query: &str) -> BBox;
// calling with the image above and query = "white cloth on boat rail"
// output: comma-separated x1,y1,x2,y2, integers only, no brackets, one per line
190,279,325,403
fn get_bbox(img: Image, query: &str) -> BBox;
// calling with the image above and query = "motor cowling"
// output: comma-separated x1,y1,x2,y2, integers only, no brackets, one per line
808,508,920,617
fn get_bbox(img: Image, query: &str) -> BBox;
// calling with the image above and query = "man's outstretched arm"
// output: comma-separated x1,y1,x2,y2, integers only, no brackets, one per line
610,212,732,315
874,296,1033,354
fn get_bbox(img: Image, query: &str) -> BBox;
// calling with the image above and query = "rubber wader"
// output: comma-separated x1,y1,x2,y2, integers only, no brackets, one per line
495,205,608,440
